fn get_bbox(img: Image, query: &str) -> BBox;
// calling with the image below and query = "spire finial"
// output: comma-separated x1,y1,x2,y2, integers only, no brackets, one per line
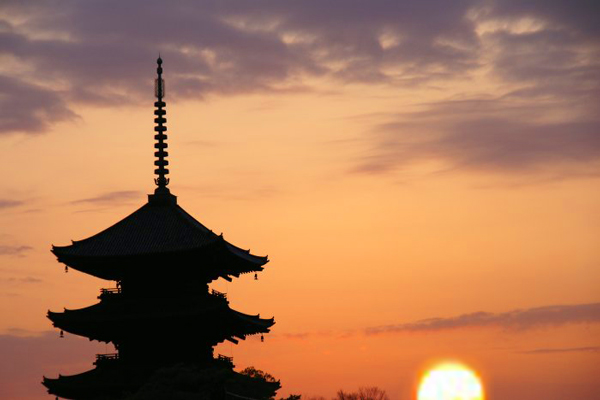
153,56,169,193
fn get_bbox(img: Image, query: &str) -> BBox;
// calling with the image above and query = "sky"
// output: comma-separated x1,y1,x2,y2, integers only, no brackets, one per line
0,0,599,399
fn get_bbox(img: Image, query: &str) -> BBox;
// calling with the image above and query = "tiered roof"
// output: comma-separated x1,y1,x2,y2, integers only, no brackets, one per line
48,294,274,344
43,57,276,400
51,58,268,282
52,193,268,281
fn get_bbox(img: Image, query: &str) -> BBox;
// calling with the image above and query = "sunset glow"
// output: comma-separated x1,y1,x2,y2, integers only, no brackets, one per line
418,363,484,400
0,1,599,399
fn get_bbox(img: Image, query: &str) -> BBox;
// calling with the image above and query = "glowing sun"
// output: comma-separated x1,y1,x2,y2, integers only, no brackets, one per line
417,362,484,400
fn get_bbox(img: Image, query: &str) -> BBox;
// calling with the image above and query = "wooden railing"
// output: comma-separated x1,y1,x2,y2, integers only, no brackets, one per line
98,288,121,299
98,287,230,300
94,353,119,365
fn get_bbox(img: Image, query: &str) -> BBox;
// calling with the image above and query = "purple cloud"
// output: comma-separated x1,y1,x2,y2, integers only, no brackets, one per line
0,74,78,134
0,199,23,209
366,303,600,334
0,0,597,188
353,97,600,178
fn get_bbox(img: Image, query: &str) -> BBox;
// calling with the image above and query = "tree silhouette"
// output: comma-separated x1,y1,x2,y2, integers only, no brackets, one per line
336,387,389,400
240,366,279,384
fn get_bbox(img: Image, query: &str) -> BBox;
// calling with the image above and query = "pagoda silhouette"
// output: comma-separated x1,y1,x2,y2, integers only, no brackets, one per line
43,58,279,400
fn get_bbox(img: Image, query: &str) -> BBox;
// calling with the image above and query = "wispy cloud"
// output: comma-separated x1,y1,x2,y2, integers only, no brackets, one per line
189,184,282,202
272,330,353,340
0,199,23,209
518,346,600,355
70,190,141,206
366,303,600,334
0,245,32,257
184,140,220,147
0,74,78,134
3,276,42,284
1,0,597,136
353,97,600,179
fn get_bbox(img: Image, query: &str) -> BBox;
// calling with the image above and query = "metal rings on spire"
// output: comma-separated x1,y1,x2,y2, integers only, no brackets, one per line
154,57,169,192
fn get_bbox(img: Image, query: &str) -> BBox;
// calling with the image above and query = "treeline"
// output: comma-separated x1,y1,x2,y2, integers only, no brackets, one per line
281,386,389,400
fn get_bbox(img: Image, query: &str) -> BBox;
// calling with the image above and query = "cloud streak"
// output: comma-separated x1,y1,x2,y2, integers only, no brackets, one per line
0,199,23,209
0,245,32,257
70,190,141,206
3,276,42,283
353,96,600,179
518,346,600,355
366,303,600,334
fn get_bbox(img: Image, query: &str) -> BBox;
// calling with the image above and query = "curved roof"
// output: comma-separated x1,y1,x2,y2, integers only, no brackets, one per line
47,295,275,343
52,193,268,268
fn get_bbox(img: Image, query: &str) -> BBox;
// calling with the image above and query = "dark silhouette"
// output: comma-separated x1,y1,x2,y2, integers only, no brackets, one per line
42,58,278,399
336,387,389,400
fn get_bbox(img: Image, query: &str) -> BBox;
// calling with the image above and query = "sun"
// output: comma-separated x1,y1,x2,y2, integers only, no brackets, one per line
417,362,484,400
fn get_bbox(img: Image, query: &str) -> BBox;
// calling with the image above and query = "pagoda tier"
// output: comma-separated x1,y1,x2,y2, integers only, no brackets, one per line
43,362,155,400
43,360,281,400
47,293,274,352
52,193,268,283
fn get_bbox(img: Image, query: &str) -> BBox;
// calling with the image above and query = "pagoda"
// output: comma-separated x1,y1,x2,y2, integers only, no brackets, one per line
43,58,278,400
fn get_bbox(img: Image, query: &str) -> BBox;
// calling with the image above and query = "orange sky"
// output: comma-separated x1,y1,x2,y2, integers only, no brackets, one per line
1,2,599,399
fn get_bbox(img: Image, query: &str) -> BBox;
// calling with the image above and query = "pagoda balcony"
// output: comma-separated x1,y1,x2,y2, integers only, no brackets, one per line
93,353,119,366
98,287,122,300
210,289,228,301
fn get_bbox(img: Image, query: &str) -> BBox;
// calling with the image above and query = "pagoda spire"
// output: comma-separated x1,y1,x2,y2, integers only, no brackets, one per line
44,57,277,400
153,56,170,193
